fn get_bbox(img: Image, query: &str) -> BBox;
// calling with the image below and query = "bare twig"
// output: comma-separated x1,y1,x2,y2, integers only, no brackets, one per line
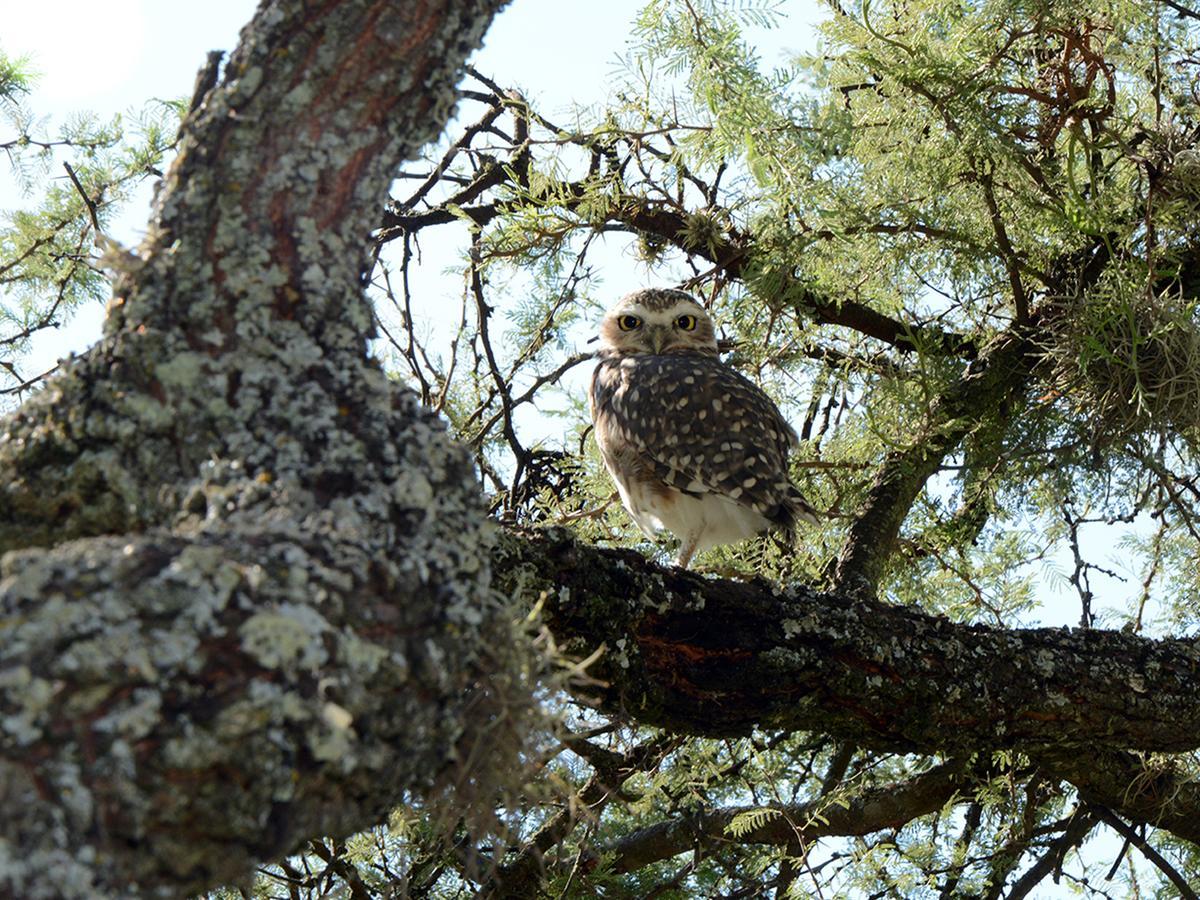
1005,807,1100,900
1094,808,1199,900
62,161,101,237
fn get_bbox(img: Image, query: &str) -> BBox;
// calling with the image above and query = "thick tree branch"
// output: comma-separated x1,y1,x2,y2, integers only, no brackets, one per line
1034,750,1200,845
0,514,510,897
829,234,1116,595
495,528,1200,842
0,0,507,548
499,528,1200,851
827,322,1036,592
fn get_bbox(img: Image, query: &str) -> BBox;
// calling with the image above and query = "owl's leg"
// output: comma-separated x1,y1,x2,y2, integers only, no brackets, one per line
674,533,700,569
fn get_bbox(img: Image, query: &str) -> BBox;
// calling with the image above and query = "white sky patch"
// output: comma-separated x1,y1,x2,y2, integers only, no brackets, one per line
3,0,147,104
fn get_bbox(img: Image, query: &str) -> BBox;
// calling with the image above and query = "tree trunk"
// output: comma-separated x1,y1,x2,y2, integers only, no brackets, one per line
0,2,511,897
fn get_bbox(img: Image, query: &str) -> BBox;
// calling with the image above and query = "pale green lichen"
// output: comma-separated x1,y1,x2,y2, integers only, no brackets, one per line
0,1,520,897
312,702,356,762
0,667,53,745
94,689,162,739
153,351,208,390
338,631,389,676
240,604,331,672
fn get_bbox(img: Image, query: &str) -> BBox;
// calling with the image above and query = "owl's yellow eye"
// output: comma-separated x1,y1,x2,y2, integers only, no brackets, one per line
675,314,698,331
617,314,642,331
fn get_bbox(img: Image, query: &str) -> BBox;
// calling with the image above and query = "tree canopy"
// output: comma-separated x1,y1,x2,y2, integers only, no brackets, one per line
2,0,1200,897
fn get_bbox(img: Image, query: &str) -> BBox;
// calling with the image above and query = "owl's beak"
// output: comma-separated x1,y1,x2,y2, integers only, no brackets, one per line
648,325,670,353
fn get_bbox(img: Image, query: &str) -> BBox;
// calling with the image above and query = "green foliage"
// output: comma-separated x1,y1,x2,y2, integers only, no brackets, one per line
0,50,180,389
726,805,783,837
0,53,33,119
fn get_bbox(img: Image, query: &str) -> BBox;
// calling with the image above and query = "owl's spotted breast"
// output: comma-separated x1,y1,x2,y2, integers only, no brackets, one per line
590,338,817,567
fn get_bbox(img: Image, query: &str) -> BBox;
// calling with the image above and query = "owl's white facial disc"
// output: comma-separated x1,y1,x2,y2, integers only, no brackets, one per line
598,289,719,356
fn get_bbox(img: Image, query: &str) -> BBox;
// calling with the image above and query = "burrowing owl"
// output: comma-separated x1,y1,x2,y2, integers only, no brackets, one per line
589,288,817,568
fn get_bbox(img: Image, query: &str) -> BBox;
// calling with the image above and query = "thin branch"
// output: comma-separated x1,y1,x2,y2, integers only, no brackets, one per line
377,82,982,360
306,840,373,900
975,167,1030,323
477,734,680,898
1093,807,1199,899
1005,807,1100,900
1160,0,1200,20
469,237,529,509
605,761,965,873
61,161,101,236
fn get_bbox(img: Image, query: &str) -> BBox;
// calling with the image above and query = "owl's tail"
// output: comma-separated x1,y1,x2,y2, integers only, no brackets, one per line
780,485,820,530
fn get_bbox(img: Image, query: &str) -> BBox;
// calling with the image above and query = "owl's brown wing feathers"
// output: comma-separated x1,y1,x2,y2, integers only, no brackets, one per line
591,354,817,529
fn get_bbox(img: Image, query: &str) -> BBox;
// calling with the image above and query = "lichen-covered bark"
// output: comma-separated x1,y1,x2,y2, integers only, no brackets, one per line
499,529,1200,751
495,528,1200,841
1034,748,1200,844
0,512,480,895
0,0,502,545
0,1,510,897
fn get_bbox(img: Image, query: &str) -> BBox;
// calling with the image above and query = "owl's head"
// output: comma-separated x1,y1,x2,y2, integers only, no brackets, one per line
597,289,719,357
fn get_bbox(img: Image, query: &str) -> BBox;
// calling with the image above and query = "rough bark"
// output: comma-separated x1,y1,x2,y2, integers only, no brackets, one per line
494,528,1200,840
1034,749,1200,844
0,1,510,897
498,529,1200,751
